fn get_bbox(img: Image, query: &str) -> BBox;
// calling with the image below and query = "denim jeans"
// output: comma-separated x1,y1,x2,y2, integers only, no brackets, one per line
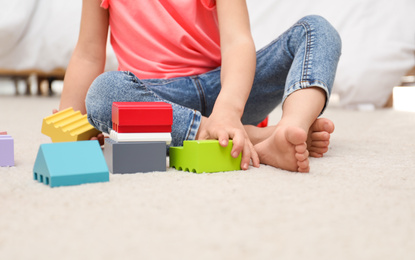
86,15,341,147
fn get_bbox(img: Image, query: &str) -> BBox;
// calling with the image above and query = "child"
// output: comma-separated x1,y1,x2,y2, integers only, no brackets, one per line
59,0,341,172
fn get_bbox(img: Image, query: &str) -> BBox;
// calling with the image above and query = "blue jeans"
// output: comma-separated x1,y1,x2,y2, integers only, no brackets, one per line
86,15,341,147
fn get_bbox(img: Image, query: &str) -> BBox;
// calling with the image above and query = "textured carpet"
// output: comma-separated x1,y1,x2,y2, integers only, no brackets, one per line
1,94,415,260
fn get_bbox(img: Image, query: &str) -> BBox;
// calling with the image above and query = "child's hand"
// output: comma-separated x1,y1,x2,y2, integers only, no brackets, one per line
90,133,106,146
197,110,260,170
52,108,105,146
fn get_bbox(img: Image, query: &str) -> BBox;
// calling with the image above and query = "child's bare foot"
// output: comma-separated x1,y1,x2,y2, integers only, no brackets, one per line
307,118,334,158
254,125,310,172
251,87,331,172
245,117,334,171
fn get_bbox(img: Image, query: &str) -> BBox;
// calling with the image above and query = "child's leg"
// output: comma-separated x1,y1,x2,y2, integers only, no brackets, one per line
241,15,341,171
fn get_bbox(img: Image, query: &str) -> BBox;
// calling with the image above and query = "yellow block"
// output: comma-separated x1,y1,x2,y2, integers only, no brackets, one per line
41,107,101,143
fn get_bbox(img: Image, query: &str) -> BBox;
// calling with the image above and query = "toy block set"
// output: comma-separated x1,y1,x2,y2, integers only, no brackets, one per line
0,132,14,167
33,102,244,188
104,102,173,174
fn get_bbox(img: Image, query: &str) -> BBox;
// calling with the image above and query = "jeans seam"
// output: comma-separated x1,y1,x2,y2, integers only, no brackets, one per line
298,21,314,84
143,78,185,86
87,114,109,132
124,71,140,84
124,71,167,101
191,76,207,115
185,111,197,140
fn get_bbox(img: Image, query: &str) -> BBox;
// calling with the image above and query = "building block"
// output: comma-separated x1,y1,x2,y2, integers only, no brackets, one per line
0,135,14,167
169,140,241,173
41,107,101,143
104,139,167,173
33,140,109,187
257,116,269,127
112,102,173,133
109,130,172,144
0,131,7,135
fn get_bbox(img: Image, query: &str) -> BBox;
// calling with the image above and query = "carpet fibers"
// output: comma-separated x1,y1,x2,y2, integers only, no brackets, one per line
1,95,415,260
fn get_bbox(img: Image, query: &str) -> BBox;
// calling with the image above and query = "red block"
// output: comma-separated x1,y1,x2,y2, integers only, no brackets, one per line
112,102,173,133
257,116,269,128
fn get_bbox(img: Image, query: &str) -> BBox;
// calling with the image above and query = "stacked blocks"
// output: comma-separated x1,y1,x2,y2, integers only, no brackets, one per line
104,102,173,173
33,140,109,187
0,132,14,167
41,107,101,143
169,140,242,173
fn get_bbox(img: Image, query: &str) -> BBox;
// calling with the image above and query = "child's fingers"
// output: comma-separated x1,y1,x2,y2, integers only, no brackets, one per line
217,130,229,147
240,139,260,170
196,130,208,140
90,133,105,146
250,143,260,168
230,130,245,157
230,129,258,170
240,143,251,170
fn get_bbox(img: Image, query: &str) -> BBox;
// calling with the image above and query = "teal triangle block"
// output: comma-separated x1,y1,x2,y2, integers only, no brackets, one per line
33,140,109,187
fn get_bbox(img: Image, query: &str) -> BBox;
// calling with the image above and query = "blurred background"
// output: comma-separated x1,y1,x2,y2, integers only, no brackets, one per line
0,0,414,110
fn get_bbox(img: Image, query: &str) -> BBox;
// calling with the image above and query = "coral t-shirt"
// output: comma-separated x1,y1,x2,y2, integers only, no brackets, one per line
101,0,221,79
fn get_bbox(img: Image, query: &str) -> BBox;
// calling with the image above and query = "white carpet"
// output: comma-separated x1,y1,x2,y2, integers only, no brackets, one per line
1,94,415,260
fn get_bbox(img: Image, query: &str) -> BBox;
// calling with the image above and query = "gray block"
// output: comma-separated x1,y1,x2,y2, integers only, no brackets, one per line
104,139,167,174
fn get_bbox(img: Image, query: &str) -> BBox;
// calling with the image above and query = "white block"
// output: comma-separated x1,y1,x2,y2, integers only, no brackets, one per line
393,86,415,112
109,130,172,144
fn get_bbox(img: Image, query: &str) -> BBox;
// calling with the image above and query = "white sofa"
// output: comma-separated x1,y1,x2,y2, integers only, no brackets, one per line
1,0,414,108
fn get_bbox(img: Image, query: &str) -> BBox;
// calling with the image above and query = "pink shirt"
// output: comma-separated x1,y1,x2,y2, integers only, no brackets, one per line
101,0,221,79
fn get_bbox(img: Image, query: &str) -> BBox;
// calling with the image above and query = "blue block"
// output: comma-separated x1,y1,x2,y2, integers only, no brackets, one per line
33,140,109,187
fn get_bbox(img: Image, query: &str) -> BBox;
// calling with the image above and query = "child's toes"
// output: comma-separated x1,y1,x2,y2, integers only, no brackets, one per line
295,150,309,161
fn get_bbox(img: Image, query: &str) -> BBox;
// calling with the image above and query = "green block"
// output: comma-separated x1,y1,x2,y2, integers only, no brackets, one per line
169,140,241,173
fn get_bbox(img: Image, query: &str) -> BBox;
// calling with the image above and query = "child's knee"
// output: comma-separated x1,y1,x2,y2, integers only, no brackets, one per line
85,71,123,133
87,72,120,100
301,15,342,55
